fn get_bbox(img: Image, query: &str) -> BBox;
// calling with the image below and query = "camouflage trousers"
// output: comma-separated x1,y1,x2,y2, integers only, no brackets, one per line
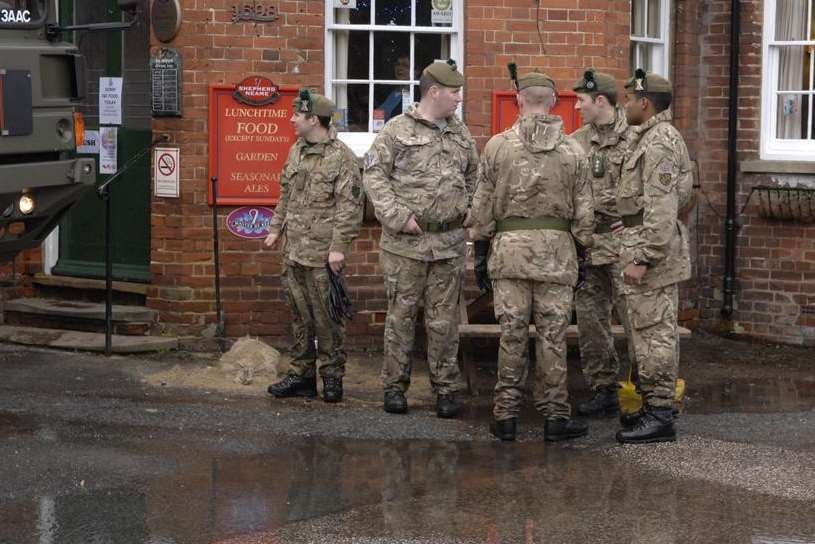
493,279,573,420
380,250,463,395
623,284,679,408
574,262,633,390
282,259,346,379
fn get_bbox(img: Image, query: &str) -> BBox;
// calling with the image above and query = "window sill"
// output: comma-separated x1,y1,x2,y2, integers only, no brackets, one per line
741,160,815,175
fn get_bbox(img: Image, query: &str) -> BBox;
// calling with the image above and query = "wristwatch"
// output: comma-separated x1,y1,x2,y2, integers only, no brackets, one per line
632,257,651,268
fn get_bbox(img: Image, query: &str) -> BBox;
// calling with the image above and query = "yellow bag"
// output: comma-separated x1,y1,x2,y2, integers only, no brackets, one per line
618,369,685,415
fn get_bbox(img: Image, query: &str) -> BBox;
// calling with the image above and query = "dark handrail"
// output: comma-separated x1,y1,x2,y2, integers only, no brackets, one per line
97,134,169,356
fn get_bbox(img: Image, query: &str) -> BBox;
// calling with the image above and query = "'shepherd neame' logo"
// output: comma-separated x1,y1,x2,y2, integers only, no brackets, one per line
226,207,275,239
233,76,280,107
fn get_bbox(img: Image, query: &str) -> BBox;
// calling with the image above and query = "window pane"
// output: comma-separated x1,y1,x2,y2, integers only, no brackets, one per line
376,0,411,26
374,84,412,125
646,0,661,38
417,0,454,27
776,93,808,139
415,33,452,71
334,30,370,81
631,0,646,37
334,84,370,132
334,0,371,25
776,45,808,92
775,0,808,41
374,32,410,80
630,42,653,72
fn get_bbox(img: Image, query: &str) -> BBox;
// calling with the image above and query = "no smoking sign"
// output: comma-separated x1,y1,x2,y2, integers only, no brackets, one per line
154,147,180,198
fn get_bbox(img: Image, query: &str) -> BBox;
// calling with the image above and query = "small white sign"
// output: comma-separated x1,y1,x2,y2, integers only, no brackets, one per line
77,130,100,154
99,77,123,125
333,0,357,8
431,9,453,24
154,147,180,198
99,126,118,174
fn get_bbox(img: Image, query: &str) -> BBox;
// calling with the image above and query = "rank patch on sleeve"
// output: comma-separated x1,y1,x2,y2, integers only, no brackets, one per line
659,172,672,186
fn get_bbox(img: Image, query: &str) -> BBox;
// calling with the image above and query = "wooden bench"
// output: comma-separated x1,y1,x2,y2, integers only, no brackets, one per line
457,292,691,395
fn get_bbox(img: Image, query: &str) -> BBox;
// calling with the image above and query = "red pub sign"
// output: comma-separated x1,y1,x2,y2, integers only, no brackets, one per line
208,77,297,205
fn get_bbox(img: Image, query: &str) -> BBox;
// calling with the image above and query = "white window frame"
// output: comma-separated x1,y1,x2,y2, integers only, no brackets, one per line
761,0,815,160
630,0,671,76
324,0,465,157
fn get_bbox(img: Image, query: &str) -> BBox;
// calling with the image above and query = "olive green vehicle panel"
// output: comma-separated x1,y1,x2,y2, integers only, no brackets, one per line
0,1,96,263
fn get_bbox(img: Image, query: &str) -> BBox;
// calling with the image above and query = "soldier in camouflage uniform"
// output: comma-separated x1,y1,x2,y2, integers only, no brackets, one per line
468,71,595,442
615,70,693,443
265,90,364,403
363,60,478,418
570,69,636,417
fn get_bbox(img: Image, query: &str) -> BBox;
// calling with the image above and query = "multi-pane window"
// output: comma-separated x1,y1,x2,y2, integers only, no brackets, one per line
630,0,670,76
325,0,462,147
761,0,815,159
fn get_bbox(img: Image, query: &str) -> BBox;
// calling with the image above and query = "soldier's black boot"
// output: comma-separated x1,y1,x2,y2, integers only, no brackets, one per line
616,407,676,444
619,409,645,428
490,418,517,441
322,377,343,403
577,386,619,417
267,375,317,398
384,390,408,414
436,394,459,419
544,417,589,442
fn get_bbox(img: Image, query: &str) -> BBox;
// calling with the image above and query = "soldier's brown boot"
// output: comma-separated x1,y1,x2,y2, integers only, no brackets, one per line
616,407,676,444
490,418,517,441
544,417,588,442
267,375,317,398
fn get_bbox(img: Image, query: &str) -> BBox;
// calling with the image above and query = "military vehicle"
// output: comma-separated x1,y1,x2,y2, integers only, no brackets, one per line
0,0,137,262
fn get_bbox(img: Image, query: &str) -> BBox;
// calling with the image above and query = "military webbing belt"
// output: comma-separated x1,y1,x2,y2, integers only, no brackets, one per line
621,211,644,228
495,215,571,233
417,217,464,233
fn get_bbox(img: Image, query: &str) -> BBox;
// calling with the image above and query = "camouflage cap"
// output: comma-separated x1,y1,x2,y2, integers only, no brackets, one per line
517,71,556,91
624,69,672,94
422,59,465,88
573,69,616,94
293,88,335,117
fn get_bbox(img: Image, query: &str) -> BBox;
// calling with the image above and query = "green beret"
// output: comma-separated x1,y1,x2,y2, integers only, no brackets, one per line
517,71,556,91
573,69,616,95
624,69,672,94
293,89,335,117
422,59,465,88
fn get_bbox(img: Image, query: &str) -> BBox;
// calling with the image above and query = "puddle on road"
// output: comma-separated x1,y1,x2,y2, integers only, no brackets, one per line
1,435,814,544
684,378,815,414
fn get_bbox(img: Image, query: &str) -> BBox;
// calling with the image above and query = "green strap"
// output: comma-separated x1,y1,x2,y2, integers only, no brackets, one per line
417,217,464,233
495,215,571,233
621,211,644,227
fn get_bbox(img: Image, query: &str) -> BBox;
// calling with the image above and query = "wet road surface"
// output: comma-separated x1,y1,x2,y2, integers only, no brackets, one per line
1,344,814,543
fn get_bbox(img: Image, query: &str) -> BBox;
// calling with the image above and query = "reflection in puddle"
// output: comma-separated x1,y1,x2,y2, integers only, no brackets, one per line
685,379,815,414
1,436,813,544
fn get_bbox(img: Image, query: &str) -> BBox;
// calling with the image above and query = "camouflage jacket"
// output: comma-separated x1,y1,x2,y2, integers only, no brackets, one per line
362,105,479,262
469,114,595,286
268,128,363,268
617,110,693,293
571,106,635,266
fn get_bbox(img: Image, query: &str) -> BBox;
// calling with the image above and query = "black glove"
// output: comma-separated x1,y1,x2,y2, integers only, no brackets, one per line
473,240,492,293
575,241,588,291
326,265,354,324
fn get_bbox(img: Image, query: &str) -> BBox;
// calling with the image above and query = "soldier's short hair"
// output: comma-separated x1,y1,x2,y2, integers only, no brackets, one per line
588,90,618,107
419,71,436,98
520,86,555,107
642,92,672,113
317,115,331,129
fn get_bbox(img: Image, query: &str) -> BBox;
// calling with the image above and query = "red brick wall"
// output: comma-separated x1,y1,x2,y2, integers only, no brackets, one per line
676,0,815,346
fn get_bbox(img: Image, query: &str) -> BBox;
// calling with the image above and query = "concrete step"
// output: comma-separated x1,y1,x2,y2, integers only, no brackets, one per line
0,325,178,353
32,273,147,306
4,298,157,335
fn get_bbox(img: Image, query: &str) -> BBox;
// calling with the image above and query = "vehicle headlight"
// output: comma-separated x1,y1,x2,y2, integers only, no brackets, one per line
18,194,35,215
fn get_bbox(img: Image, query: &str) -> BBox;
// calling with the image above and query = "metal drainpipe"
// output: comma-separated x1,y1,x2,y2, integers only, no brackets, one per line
721,0,741,319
